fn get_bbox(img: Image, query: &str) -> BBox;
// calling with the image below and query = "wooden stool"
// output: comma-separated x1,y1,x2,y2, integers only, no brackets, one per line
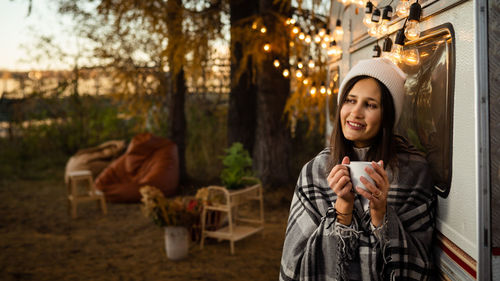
67,170,107,219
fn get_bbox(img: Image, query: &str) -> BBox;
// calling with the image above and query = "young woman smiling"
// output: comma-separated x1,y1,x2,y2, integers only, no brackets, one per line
280,58,436,281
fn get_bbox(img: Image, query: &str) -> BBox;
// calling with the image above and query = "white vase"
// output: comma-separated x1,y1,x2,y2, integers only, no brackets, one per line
164,226,189,260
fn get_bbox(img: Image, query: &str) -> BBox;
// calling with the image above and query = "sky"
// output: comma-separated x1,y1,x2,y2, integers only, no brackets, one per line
0,0,74,71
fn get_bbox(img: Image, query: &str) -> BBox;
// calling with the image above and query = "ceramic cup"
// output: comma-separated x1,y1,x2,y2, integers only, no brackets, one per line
344,161,377,193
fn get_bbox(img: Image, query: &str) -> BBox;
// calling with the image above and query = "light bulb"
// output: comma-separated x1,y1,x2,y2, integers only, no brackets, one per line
289,18,296,25
368,25,378,37
320,83,327,94
298,32,305,40
260,27,267,33
297,59,304,69
273,59,280,68
285,18,291,25
308,57,315,68
295,69,303,78
263,43,271,52
282,69,289,77
321,42,328,49
341,0,351,5
303,78,309,85
335,20,344,41
404,21,420,41
305,35,312,44
391,44,404,63
396,0,410,18
378,22,389,36
289,41,295,47
319,25,327,37
355,0,365,7
292,26,300,34
252,21,258,30
363,14,373,27
327,88,332,95
314,34,322,43
310,85,317,95
404,49,420,65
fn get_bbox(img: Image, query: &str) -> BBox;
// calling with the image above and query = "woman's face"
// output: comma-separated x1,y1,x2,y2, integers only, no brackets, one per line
340,78,383,148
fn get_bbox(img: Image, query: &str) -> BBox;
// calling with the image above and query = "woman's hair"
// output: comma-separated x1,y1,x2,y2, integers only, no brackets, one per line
329,75,398,168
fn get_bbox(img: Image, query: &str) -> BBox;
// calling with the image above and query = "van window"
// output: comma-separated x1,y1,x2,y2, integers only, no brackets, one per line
396,23,455,198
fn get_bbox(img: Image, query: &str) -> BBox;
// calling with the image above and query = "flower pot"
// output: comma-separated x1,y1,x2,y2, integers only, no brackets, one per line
164,226,189,260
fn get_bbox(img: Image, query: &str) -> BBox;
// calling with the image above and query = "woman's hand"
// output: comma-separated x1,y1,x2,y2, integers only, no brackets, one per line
327,156,354,225
356,160,389,227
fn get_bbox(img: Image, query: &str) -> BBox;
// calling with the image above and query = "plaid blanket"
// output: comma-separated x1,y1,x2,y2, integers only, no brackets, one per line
280,148,436,281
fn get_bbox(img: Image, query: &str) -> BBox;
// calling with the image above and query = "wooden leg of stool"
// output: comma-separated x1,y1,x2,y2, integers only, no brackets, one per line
100,197,107,215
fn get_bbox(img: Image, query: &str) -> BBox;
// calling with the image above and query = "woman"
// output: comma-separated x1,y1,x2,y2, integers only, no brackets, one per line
280,58,435,281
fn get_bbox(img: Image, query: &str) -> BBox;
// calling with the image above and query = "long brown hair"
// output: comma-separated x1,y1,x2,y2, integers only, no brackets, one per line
329,75,398,169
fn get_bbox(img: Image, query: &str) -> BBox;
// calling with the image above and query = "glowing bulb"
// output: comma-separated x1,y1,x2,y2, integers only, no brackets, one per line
335,27,344,41
298,32,305,40
327,88,332,95
289,41,295,47
290,18,296,25
314,34,321,43
363,14,373,27
324,34,331,43
341,0,351,5
396,0,410,18
297,59,304,69
252,21,258,30
319,26,327,37
355,0,365,7
305,35,312,44
308,57,315,68
391,44,404,63
321,42,328,49
404,21,420,40
292,26,300,34
310,86,317,95
404,49,420,65
260,27,267,33
320,83,327,94
263,43,271,52
368,25,378,37
273,59,280,68
303,78,309,85
378,23,389,36
295,69,303,78
282,69,289,77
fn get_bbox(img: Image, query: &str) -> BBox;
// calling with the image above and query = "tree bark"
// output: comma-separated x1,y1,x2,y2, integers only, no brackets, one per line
254,0,292,186
228,0,259,154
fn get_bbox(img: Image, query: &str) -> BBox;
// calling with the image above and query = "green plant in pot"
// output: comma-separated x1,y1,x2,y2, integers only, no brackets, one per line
220,142,259,189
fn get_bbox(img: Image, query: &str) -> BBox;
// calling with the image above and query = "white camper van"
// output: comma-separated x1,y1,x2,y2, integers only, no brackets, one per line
324,0,497,279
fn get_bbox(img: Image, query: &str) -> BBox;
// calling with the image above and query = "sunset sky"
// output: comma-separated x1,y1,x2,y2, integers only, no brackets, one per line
0,0,75,71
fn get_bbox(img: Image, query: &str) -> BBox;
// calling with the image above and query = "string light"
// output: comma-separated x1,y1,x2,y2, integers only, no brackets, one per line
381,37,393,60
327,88,332,95
320,82,327,94
405,2,422,40
292,26,300,35
305,34,312,44
368,8,381,37
324,29,332,42
310,82,317,95
372,44,381,57
391,29,405,63
273,59,280,68
290,18,296,25
260,26,267,33
297,58,304,69
355,0,365,7
319,24,327,37
252,21,258,30
404,49,420,65
328,40,342,57
314,33,322,43
378,6,392,36
283,69,290,77
335,19,344,41
298,32,306,40
363,1,374,27
321,41,328,49
396,0,410,18
263,43,271,52
308,56,315,68
303,78,310,85
295,69,304,78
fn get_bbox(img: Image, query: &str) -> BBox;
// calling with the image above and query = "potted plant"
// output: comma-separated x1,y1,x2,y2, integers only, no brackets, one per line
139,185,202,260
220,142,259,189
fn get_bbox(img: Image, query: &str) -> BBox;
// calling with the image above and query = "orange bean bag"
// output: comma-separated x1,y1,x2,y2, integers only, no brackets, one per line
95,133,180,203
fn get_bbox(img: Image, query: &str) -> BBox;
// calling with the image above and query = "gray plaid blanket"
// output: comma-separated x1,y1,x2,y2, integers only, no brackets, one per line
280,148,435,281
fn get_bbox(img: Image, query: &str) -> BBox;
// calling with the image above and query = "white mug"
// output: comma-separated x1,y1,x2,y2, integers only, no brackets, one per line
344,161,377,193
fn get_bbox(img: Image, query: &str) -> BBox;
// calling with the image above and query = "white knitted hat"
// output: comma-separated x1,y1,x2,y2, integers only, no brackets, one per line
337,58,407,124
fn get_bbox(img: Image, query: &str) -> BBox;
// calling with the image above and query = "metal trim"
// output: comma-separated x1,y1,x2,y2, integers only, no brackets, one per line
476,0,491,279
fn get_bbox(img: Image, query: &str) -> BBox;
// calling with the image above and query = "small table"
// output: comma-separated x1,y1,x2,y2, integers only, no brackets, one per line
200,184,264,254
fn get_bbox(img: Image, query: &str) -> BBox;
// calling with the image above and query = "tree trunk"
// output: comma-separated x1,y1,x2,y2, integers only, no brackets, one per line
228,0,259,154
166,0,187,185
254,0,292,186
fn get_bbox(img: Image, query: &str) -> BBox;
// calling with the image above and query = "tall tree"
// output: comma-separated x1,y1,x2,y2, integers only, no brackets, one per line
228,0,259,155
254,0,292,186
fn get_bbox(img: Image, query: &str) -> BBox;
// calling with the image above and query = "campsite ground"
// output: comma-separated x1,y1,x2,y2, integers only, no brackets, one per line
0,167,294,281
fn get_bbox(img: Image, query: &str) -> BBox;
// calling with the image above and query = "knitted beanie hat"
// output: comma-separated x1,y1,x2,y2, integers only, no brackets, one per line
337,57,407,124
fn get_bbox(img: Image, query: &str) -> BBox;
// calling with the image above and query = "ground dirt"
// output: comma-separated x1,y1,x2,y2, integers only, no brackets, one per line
0,168,294,281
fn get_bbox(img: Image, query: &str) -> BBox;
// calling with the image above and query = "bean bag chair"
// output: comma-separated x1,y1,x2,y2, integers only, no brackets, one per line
95,133,179,203
64,140,127,184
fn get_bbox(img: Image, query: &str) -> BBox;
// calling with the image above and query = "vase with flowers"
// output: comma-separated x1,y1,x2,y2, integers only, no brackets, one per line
140,185,203,260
